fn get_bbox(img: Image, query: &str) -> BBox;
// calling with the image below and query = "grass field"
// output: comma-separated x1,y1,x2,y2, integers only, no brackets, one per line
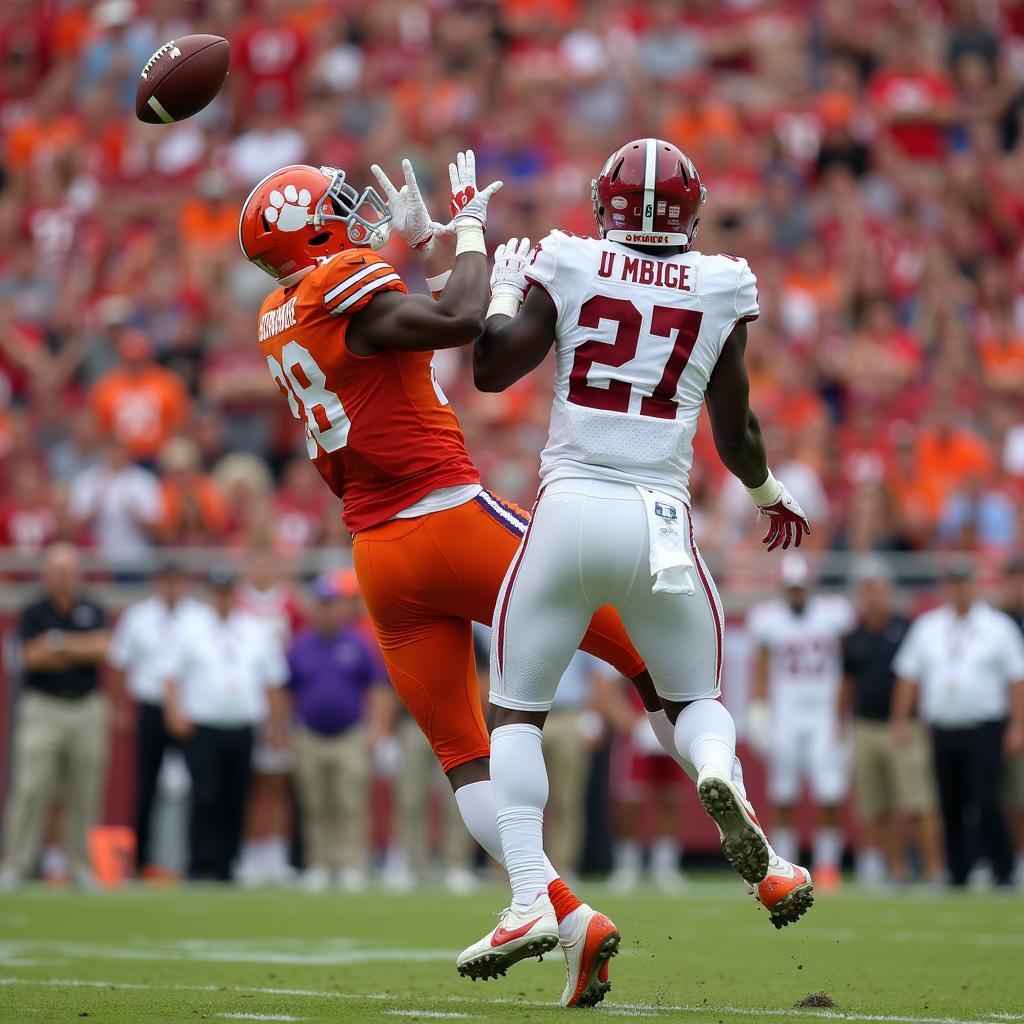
0,879,1022,1024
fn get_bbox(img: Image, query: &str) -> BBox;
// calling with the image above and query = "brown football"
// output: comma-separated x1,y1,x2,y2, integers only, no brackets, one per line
136,34,230,124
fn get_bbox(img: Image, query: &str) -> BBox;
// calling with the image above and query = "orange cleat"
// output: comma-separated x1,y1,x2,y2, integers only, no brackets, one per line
559,904,621,1009
753,855,815,929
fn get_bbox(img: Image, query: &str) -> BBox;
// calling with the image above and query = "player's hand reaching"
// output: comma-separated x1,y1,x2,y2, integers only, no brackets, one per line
448,149,503,229
370,158,443,252
490,237,532,302
746,472,811,551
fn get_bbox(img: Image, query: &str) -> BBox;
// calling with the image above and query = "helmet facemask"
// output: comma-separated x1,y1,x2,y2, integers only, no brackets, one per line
314,166,393,250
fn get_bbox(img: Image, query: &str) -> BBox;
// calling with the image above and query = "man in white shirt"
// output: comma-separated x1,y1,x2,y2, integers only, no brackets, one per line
892,563,1024,887
68,438,161,562
163,568,289,882
107,560,199,875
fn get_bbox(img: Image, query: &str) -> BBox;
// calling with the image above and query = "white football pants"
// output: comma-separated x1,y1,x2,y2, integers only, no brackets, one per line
489,478,723,712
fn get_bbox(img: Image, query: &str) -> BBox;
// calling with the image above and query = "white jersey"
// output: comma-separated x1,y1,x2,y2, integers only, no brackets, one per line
746,595,855,715
525,230,759,504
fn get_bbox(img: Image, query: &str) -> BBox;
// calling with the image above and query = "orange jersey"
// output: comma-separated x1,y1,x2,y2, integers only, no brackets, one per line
257,248,480,534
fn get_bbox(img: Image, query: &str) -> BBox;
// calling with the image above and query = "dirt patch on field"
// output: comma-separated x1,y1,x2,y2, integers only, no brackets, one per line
795,992,838,1009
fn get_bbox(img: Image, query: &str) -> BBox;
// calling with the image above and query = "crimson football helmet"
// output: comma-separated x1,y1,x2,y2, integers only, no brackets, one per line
592,138,706,248
238,164,392,285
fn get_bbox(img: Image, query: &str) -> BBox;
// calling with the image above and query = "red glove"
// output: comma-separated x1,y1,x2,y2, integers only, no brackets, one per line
746,472,811,551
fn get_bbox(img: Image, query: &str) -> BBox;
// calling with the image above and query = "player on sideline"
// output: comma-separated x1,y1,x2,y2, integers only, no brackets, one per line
459,138,815,978
240,152,656,1007
747,553,855,892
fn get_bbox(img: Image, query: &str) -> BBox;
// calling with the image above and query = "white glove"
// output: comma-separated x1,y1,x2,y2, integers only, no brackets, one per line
746,700,771,759
448,149,503,228
490,236,532,301
746,470,811,551
370,159,444,251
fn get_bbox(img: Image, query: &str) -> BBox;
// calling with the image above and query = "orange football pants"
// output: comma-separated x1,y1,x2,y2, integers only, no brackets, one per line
352,489,646,773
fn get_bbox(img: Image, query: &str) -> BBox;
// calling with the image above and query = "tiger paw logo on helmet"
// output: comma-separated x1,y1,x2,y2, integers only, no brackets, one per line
265,185,313,232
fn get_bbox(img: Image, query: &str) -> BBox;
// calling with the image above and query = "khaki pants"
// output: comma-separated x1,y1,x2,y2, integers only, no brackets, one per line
852,718,937,821
294,725,369,872
543,709,588,874
1,690,108,879
394,717,468,874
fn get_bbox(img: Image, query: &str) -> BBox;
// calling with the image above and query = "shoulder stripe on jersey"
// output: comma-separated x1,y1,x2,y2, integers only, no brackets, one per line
328,272,401,316
323,262,394,306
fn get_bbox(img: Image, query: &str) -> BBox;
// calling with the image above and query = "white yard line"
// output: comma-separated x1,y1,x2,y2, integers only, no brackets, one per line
383,1013,476,1020
0,940,454,965
217,1016,308,1022
0,976,1019,1024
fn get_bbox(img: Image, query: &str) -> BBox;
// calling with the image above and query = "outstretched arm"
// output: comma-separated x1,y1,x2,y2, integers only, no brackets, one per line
472,236,557,392
347,253,489,354
348,151,501,355
474,284,557,392
706,321,810,550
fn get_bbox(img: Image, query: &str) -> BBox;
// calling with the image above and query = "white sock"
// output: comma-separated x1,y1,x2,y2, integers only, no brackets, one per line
646,710,697,781
614,839,642,873
491,724,550,907
651,837,680,875
773,826,797,864
731,756,750,802
813,827,842,870
673,698,736,779
265,835,289,867
453,778,560,884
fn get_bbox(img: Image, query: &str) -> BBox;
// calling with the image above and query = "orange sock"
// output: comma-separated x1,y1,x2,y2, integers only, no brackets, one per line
547,877,582,922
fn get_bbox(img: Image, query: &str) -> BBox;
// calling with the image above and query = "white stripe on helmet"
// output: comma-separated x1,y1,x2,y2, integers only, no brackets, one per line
642,137,658,232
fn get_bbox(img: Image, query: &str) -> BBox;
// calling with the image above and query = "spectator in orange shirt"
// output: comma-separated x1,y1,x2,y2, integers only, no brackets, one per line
978,318,1024,398
4,73,82,181
157,437,229,546
916,400,994,497
887,423,945,549
90,331,190,465
178,171,238,260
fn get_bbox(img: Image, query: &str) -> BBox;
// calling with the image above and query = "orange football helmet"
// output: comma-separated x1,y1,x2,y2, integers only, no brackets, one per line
238,164,392,284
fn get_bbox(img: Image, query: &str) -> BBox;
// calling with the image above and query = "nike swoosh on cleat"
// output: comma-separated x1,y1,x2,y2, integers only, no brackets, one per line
491,917,542,947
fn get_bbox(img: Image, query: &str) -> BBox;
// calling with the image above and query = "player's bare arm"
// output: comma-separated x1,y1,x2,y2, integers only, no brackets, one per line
706,322,811,551
473,238,557,391
348,151,502,355
705,322,769,487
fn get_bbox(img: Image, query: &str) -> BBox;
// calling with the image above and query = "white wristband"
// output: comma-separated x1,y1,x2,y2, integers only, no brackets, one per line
425,270,452,292
745,469,783,506
455,223,486,256
486,292,521,319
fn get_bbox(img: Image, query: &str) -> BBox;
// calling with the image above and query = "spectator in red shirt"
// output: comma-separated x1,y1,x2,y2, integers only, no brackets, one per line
0,457,58,554
232,0,310,115
869,35,957,162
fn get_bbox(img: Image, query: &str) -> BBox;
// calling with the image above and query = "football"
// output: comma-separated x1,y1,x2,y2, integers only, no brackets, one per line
135,34,230,124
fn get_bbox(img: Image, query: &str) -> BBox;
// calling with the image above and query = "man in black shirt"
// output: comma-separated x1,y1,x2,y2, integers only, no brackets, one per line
0,543,109,889
1002,555,1024,882
841,558,942,884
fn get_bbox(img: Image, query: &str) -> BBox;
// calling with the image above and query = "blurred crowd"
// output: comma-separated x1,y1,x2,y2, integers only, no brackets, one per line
2,0,1024,566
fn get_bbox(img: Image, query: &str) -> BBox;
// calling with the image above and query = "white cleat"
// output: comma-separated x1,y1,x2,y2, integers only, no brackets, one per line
697,766,770,885
559,903,620,1009
457,894,559,981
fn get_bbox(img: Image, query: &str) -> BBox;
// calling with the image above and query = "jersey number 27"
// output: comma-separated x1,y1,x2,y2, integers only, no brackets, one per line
568,296,703,420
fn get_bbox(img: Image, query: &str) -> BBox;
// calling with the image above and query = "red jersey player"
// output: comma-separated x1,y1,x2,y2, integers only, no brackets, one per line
239,152,650,1007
